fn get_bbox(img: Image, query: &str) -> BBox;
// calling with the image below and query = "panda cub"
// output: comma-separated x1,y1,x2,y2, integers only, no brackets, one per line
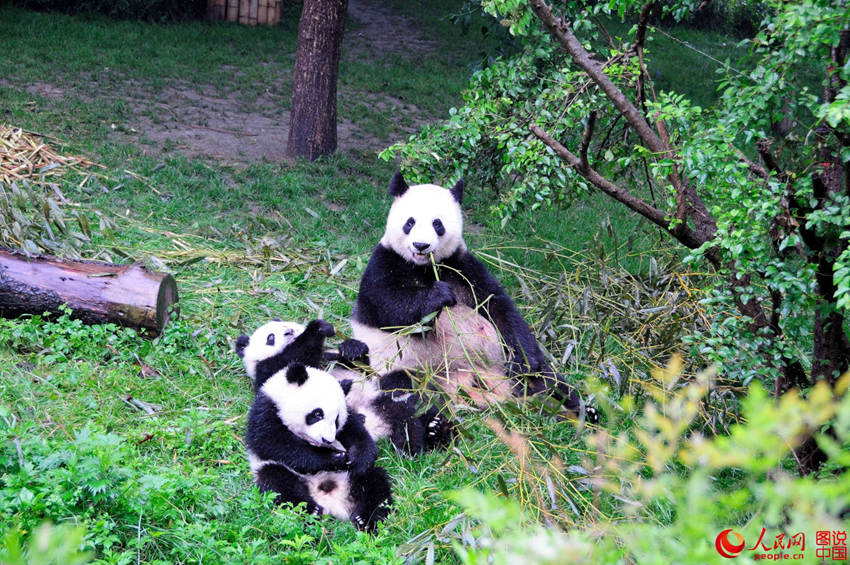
235,319,335,391
235,319,454,454
351,172,596,421
245,361,392,532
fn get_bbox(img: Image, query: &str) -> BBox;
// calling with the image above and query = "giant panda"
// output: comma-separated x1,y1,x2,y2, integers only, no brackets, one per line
235,319,454,454
351,171,596,421
245,361,392,532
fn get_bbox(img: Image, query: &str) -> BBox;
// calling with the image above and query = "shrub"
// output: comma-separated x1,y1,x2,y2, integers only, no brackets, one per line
444,361,850,564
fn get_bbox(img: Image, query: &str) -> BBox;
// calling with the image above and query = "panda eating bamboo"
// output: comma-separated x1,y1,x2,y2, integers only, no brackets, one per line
350,172,597,422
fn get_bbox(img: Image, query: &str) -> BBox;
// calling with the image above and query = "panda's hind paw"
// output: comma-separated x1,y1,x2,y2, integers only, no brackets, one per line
338,339,370,363
351,513,366,530
422,408,456,450
585,406,599,425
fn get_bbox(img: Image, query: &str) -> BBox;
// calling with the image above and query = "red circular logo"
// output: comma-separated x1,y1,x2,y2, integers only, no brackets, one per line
715,529,746,558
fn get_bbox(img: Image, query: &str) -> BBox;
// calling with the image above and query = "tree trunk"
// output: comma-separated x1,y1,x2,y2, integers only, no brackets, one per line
286,0,348,161
0,248,178,336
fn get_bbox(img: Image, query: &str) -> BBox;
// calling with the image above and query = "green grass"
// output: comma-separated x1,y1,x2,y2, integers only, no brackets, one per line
0,2,754,562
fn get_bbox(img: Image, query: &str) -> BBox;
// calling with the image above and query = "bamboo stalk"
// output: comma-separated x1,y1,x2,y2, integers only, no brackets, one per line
238,0,250,24
273,0,281,25
226,0,238,21
207,0,226,20
248,0,258,25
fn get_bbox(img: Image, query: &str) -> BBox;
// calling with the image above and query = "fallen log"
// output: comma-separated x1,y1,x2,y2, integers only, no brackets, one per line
0,247,178,335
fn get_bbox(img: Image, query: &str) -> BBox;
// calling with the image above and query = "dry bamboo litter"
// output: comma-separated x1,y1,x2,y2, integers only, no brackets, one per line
207,0,281,25
0,125,102,186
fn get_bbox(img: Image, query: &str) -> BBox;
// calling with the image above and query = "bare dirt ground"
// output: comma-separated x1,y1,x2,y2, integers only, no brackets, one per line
113,0,438,164
5,0,438,165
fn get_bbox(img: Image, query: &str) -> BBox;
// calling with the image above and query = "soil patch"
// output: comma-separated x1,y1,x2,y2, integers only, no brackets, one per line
4,0,438,165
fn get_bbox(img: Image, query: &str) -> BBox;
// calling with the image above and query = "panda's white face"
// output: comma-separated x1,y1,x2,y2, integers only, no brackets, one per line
261,365,348,449
381,183,465,266
236,320,306,379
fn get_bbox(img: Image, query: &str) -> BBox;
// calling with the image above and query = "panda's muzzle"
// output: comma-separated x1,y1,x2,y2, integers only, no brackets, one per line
411,242,432,261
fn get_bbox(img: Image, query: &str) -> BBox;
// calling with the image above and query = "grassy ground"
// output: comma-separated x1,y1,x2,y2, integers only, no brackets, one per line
0,2,743,563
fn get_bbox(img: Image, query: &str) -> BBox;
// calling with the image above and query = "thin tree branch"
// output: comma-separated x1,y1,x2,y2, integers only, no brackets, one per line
634,2,655,112
531,123,709,251
579,110,597,173
530,124,665,225
529,0,717,242
756,138,784,176
734,145,769,179
529,0,666,154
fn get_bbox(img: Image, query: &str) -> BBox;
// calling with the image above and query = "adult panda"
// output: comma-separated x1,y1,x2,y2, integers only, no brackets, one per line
351,172,596,421
245,361,392,532
235,319,454,454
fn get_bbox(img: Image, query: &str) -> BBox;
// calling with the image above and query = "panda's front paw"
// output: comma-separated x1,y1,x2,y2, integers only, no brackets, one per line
345,444,376,475
306,502,324,516
585,405,599,425
338,339,369,363
329,450,349,470
308,319,336,338
427,281,456,313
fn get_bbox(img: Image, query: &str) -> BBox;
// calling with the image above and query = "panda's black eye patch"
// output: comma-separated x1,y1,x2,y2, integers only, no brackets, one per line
305,408,324,426
266,333,275,346
403,217,416,234
432,219,445,236
284,329,294,337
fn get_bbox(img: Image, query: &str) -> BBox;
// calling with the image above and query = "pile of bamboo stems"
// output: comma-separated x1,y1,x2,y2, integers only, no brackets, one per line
207,0,282,25
0,125,100,185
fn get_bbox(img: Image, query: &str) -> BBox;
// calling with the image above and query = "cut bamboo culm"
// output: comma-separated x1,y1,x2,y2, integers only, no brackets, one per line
208,0,282,25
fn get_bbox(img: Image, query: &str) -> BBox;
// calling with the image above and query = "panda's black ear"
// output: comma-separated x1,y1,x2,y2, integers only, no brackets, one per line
450,179,464,205
389,171,409,198
338,379,353,396
286,364,309,386
234,335,249,358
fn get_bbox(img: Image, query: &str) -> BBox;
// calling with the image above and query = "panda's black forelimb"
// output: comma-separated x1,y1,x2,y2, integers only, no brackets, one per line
353,245,456,328
254,463,324,516
336,411,379,475
349,465,393,532
252,319,334,389
246,395,349,474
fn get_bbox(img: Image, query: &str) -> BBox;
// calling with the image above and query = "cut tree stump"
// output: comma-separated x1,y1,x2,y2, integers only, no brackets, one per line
0,248,178,336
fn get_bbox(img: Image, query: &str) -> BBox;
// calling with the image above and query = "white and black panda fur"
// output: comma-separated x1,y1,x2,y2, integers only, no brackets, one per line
235,319,454,455
350,172,597,422
244,362,392,532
